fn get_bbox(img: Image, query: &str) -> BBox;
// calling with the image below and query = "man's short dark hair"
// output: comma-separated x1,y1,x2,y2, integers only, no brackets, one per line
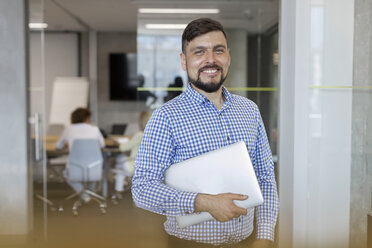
71,107,91,124
182,18,227,53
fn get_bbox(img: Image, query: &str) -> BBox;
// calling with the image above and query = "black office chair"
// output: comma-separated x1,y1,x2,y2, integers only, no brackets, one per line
111,124,127,135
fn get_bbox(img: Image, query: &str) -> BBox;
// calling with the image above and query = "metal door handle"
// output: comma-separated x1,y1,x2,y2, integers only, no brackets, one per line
33,112,42,161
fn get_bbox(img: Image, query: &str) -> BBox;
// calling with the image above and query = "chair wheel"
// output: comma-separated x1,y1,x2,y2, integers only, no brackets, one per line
58,206,64,212
111,199,118,205
100,208,106,214
72,210,78,216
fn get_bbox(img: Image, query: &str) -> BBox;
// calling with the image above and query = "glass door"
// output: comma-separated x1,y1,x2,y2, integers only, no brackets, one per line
28,0,49,240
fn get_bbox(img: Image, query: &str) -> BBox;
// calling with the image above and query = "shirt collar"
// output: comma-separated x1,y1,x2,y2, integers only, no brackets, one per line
185,83,233,108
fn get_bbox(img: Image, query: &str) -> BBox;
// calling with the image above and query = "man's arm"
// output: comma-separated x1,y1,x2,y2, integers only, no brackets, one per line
253,108,279,241
131,109,197,216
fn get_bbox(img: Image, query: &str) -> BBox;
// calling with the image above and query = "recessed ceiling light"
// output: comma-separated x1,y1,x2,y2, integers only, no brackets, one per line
145,24,188,29
29,23,48,29
139,8,220,14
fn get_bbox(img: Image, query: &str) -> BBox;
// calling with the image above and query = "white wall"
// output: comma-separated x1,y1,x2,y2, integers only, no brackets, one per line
225,29,247,97
97,32,146,133
29,32,78,130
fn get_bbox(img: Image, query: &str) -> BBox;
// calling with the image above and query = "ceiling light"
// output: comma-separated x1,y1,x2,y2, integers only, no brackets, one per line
145,24,188,30
29,23,48,29
139,8,220,14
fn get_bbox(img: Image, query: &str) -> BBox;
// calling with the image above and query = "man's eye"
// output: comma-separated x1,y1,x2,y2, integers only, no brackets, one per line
215,49,225,54
194,50,204,55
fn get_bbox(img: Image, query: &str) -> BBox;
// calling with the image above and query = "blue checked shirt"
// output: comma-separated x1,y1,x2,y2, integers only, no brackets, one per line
132,84,279,245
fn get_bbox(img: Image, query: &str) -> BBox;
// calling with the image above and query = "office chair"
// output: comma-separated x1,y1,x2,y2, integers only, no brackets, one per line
48,154,68,182
59,139,107,215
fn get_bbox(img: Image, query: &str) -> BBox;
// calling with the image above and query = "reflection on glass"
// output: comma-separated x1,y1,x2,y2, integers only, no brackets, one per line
137,35,187,108
306,0,355,247
136,22,279,156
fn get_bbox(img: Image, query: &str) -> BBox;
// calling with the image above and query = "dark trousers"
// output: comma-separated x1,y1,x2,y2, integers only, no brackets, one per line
167,234,255,248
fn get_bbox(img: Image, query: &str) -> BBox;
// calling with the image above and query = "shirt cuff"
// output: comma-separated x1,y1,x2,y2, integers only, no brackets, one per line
178,191,198,215
256,222,275,241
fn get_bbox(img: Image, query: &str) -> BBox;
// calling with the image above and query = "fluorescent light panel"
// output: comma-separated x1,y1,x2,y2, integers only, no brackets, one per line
145,24,187,29
29,23,48,29
139,8,220,14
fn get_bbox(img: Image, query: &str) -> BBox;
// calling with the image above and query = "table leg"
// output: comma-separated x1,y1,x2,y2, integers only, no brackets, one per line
102,151,111,198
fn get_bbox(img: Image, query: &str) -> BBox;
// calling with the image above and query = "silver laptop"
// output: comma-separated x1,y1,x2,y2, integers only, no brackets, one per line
164,141,263,228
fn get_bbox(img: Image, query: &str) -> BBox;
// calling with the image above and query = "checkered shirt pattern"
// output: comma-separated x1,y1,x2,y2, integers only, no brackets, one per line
132,83,279,245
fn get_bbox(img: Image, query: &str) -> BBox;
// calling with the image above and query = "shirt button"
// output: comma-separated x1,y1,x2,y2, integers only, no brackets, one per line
162,210,166,214
227,136,230,141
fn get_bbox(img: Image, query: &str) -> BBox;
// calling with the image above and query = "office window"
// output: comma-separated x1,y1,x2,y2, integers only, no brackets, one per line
137,35,187,107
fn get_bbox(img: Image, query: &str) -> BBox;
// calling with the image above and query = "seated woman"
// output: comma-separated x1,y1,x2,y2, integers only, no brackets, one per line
113,111,151,193
56,107,105,202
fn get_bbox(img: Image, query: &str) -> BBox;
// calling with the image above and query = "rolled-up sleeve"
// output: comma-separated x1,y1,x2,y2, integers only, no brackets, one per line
131,109,198,216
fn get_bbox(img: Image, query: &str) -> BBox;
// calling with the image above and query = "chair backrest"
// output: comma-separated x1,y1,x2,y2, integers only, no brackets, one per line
111,124,127,135
67,139,103,182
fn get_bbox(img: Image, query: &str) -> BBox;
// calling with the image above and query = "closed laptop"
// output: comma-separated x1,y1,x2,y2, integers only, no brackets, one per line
164,141,263,228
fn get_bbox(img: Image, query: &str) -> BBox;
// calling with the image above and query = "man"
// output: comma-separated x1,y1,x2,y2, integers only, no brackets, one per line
132,18,279,248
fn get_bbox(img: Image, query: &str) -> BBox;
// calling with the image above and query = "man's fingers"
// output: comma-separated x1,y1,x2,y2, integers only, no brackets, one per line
227,193,249,200
237,194,249,200
236,206,248,216
229,194,248,217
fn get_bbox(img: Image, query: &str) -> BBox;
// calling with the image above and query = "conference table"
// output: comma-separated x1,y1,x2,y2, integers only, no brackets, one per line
45,135,125,198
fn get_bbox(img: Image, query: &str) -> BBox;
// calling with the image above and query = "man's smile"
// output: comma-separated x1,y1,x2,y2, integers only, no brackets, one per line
199,65,222,77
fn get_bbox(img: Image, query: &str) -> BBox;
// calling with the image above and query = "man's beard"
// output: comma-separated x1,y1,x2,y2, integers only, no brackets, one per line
188,64,227,93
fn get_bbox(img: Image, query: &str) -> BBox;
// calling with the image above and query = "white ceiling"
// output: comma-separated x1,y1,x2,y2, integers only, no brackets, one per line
29,0,278,33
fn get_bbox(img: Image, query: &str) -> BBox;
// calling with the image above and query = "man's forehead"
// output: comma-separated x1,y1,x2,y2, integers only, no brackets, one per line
185,31,228,49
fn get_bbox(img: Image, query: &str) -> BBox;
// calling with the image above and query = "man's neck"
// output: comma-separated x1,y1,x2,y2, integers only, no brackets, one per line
191,84,225,110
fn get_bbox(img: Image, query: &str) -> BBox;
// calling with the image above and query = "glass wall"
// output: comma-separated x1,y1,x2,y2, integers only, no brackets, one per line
279,0,372,247
29,0,48,239
137,34,187,108
307,0,354,246
137,8,279,156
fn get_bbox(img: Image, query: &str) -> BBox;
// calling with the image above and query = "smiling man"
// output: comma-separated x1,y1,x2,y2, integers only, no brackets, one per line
132,18,279,248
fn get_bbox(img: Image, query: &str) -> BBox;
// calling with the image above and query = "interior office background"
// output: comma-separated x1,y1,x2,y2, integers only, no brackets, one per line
0,0,371,248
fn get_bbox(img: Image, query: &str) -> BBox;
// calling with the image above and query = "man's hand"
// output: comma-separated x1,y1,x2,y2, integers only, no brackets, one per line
194,193,248,222
251,239,273,248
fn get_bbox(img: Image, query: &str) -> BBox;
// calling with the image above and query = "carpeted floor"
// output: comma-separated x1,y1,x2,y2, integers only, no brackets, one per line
16,182,169,248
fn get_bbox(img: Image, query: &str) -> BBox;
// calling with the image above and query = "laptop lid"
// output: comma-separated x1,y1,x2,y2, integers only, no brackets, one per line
164,141,264,228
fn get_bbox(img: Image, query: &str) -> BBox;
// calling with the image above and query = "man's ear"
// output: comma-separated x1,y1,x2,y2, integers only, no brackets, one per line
180,52,187,71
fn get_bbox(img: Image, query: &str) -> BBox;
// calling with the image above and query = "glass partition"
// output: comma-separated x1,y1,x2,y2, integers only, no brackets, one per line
279,0,372,247
28,0,48,239
137,3,279,157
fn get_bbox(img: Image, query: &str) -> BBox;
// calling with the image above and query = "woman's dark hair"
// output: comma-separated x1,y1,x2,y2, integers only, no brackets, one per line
71,107,91,124
182,18,227,53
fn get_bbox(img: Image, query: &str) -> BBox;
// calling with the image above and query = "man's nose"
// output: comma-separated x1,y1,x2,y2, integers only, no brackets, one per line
205,50,216,63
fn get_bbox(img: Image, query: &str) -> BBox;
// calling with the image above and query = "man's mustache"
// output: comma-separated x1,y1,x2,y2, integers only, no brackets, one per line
198,64,223,74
